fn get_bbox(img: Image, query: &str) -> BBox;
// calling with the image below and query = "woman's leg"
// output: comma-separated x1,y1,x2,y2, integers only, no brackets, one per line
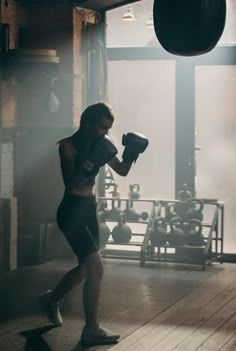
39,259,87,327
80,251,120,345
50,261,87,302
82,251,104,329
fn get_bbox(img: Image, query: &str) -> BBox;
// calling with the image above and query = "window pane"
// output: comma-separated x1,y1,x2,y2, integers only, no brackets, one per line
108,60,175,199
196,65,236,253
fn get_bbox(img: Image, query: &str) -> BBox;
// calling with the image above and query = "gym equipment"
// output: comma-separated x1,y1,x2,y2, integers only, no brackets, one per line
110,184,120,198
123,200,148,222
98,199,108,212
122,132,149,163
98,212,110,248
186,198,204,222
165,203,177,222
167,217,186,246
104,166,119,198
177,183,193,201
175,183,193,220
97,200,110,220
112,213,132,244
140,198,224,270
153,0,226,56
150,216,167,246
49,88,60,113
12,48,60,81
175,202,188,222
128,184,140,200
82,135,118,176
186,219,205,246
13,49,60,63
108,198,122,221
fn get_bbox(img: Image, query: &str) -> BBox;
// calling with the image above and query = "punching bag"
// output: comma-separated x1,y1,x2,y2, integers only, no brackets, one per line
153,0,226,56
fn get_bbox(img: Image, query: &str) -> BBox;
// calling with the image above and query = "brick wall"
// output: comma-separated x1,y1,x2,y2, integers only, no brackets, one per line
0,142,14,197
73,8,84,127
15,4,74,127
1,0,29,127
0,2,105,266
1,0,29,50
0,197,17,272
0,1,26,271
1,2,85,128
1,81,16,127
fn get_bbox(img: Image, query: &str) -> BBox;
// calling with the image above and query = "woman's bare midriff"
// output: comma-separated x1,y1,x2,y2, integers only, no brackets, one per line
65,185,95,196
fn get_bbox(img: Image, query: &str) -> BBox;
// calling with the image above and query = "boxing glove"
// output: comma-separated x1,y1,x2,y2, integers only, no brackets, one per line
122,132,149,163
82,135,118,175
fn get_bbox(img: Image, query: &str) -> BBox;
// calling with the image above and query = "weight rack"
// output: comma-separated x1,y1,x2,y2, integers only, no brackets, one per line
97,197,224,270
140,199,224,270
97,197,157,261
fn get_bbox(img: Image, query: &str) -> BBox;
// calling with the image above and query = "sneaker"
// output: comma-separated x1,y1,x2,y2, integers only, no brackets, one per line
39,290,63,327
81,325,120,346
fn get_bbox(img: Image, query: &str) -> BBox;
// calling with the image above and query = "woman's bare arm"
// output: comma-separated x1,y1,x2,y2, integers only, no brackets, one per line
107,155,132,176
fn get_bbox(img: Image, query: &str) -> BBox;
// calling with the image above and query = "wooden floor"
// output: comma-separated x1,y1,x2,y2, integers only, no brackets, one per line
0,258,236,351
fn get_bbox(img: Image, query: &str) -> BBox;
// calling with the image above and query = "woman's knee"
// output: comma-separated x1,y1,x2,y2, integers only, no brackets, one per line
69,263,87,278
84,252,104,279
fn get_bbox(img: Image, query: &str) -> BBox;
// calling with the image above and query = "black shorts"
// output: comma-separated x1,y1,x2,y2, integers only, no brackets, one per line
57,194,99,260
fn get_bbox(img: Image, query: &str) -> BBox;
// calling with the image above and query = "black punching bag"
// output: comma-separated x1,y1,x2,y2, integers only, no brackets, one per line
153,0,226,56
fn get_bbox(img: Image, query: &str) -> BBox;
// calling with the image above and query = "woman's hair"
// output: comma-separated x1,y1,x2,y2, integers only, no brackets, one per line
80,102,115,129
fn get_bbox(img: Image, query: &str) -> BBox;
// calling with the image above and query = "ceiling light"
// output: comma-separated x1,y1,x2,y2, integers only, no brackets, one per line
122,6,136,21
146,16,154,28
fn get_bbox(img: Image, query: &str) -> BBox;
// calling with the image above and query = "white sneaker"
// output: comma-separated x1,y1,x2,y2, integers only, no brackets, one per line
39,290,63,327
81,325,120,346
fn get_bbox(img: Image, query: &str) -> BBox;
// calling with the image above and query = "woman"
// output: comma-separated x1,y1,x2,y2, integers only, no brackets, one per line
40,102,148,346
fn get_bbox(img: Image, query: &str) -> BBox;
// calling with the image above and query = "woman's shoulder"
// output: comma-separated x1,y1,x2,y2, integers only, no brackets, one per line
57,136,72,146
57,136,76,155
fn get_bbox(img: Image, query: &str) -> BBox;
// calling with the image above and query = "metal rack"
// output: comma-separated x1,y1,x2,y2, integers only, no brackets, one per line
97,197,157,261
140,199,224,270
97,197,224,270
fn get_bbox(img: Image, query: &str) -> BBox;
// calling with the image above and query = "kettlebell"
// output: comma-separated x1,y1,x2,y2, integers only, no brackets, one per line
123,200,148,222
97,200,109,220
177,183,193,201
123,200,136,221
109,183,120,198
186,198,204,222
150,216,167,246
175,183,192,220
112,213,132,244
186,219,205,246
128,184,140,200
165,203,177,223
167,217,186,246
98,199,108,212
108,198,122,221
98,212,110,248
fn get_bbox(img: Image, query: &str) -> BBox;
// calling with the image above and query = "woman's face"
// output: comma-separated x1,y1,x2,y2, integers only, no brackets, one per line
89,116,113,139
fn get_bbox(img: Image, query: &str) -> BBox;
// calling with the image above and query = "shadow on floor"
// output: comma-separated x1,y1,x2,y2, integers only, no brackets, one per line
18,325,109,351
69,342,91,351
19,325,56,351
70,340,119,351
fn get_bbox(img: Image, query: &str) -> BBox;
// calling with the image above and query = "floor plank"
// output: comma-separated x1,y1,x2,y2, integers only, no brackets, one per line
109,268,236,351
195,312,236,350
0,259,235,351
148,294,236,351
219,333,236,351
